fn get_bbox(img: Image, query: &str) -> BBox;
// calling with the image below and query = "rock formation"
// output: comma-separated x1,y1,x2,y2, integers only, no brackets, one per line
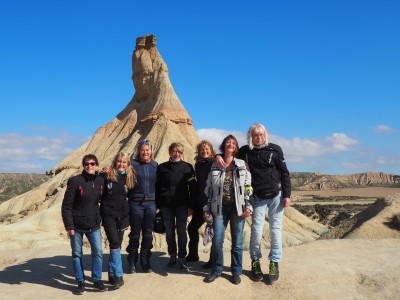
0,35,326,251
50,34,199,176
291,171,400,190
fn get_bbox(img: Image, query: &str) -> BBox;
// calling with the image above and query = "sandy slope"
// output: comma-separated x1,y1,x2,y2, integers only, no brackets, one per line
0,239,399,300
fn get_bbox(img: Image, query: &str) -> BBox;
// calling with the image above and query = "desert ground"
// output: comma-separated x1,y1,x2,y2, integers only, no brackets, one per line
0,188,399,300
0,239,399,300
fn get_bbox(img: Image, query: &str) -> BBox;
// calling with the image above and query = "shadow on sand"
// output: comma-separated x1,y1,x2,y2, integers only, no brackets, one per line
0,251,212,293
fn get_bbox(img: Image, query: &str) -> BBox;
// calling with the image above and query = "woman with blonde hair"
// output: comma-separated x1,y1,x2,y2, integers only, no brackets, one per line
101,152,136,289
186,140,216,267
156,142,197,271
126,140,158,273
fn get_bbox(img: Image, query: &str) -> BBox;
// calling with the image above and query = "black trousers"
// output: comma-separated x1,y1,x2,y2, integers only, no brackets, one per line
102,215,128,249
187,208,205,255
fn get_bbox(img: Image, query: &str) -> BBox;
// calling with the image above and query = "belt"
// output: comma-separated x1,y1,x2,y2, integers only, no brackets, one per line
129,197,156,202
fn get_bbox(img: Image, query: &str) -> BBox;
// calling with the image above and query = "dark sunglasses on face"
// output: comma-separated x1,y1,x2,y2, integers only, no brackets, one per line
84,162,97,167
138,139,151,145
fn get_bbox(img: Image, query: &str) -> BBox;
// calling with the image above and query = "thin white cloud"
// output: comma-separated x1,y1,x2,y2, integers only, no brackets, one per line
374,125,397,133
0,132,87,173
376,156,400,165
325,133,359,152
342,162,370,169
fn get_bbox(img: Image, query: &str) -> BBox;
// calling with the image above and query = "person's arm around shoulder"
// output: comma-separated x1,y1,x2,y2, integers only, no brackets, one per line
214,154,228,169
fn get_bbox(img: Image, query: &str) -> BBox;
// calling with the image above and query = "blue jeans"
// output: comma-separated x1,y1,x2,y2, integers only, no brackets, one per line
250,192,283,262
160,206,188,259
70,229,103,282
212,204,245,276
109,249,123,278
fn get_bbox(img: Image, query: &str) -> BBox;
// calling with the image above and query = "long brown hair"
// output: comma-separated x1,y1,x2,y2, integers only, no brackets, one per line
107,152,137,189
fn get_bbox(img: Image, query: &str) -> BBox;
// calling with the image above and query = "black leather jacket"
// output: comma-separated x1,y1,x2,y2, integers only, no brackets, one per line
239,143,291,199
61,171,104,232
156,160,197,209
100,172,129,219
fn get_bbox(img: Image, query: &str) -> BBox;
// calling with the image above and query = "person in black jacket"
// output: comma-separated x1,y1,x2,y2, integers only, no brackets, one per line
186,140,215,266
156,142,196,271
101,152,136,289
126,140,157,274
61,154,107,294
217,123,291,284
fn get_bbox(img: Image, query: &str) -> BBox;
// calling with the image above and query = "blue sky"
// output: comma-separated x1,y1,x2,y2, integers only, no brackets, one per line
0,1,399,174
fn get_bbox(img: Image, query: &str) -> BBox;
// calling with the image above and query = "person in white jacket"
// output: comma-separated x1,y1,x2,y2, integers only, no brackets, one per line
203,135,253,285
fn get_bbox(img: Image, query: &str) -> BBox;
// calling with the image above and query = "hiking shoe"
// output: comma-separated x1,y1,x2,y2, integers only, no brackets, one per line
142,263,152,273
93,280,108,292
232,274,241,285
268,261,279,284
127,252,137,274
74,281,85,295
203,273,219,283
178,258,190,272
113,277,124,290
166,256,177,268
186,253,200,262
251,259,264,281
127,262,136,274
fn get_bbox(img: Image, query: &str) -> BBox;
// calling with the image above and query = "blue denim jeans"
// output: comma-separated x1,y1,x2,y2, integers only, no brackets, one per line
212,203,245,276
160,206,188,258
128,201,156,260
108,249,123,278
70,229,103,282
250,192,283,262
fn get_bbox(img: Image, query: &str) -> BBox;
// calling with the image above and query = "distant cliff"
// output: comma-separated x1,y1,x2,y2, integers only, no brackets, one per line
0,173,48,203
291,171,400,190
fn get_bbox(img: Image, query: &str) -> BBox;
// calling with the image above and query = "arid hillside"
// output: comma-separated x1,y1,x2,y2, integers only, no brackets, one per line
291,171,400,190
0,173,48,204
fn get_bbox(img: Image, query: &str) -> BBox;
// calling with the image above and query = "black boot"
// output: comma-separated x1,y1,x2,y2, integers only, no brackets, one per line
140,250,152,273
127,249,138,274
113,276,124,289
108,275,115,285
186,252,200,262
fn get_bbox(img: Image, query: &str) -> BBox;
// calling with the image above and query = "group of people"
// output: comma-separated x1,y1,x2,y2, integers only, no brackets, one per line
61,123,291,294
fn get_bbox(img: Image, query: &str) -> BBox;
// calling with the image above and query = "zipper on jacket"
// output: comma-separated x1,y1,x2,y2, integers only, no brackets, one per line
269,153,273,163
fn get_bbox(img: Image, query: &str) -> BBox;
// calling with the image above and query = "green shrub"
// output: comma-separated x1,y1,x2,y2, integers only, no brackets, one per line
392,213,400,230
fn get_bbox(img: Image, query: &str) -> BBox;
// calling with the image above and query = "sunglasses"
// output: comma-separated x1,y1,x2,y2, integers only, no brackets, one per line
138,140,151,145
84,162,97,167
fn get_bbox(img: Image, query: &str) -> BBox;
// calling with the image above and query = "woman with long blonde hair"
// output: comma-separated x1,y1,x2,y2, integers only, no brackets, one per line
101,152,136,289
126,140,158,273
